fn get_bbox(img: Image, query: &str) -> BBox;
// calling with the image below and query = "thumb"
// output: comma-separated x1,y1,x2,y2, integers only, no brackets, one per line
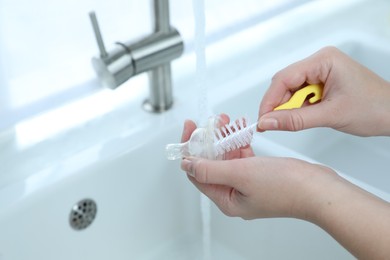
258,104,329,132
181,157,243,187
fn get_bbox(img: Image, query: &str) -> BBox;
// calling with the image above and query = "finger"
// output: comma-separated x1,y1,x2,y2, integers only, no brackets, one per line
215,113,230,127
258,48,331,118
186,176,242,217
181,120,197,142
258,101,333,131
259,64,309,117
181,157,245,188
188,177,232,202
182,114,230,143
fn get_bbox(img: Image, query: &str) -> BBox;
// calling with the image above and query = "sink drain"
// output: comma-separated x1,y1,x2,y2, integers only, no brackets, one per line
69,198,97,230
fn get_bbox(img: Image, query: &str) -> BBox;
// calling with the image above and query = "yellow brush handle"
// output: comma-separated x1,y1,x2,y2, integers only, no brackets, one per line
274,84,323,111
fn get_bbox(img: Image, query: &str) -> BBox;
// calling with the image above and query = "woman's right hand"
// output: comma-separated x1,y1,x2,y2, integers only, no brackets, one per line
258,46,390,137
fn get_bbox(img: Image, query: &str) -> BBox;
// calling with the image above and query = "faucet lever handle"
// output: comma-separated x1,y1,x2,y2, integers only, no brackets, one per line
89,11,108,58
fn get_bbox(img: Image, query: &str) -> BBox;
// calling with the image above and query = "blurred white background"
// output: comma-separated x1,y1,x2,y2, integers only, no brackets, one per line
0,0,308,130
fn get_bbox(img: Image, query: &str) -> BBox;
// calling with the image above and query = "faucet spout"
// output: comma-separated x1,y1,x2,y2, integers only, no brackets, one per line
89,0,184,112
145,0,175,112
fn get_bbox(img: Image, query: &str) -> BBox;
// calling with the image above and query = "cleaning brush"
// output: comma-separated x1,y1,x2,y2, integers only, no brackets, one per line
166,84,324,160
213,118,256,156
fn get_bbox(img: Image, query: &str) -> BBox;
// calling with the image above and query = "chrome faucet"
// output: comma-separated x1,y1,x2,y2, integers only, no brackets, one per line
89,0,184,112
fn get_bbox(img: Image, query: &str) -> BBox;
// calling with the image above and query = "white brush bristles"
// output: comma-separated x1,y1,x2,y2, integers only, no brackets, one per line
213,118,256,156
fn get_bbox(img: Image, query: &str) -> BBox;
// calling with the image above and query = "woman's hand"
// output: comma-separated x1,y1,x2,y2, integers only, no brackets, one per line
178,46,390,258
258,46,390,136
180,114,339,220
180,116,390,259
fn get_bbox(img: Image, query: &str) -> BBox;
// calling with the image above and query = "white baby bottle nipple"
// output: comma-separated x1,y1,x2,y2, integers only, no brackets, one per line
165,116,219,160
166,128,206,160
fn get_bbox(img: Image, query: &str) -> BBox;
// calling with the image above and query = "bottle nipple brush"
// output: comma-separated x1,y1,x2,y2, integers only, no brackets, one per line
165,84,322,160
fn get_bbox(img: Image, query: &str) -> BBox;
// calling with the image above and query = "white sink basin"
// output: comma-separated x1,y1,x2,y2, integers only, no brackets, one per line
213,38,390,193
0,123,356,260
0,125,202,260
1,1,390,259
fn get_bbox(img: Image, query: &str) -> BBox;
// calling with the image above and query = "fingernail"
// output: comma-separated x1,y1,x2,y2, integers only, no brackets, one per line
258,118,278,130
181,158,195,177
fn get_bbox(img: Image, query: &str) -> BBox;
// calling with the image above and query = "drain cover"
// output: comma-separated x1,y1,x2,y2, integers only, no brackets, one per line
69,198,97,230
